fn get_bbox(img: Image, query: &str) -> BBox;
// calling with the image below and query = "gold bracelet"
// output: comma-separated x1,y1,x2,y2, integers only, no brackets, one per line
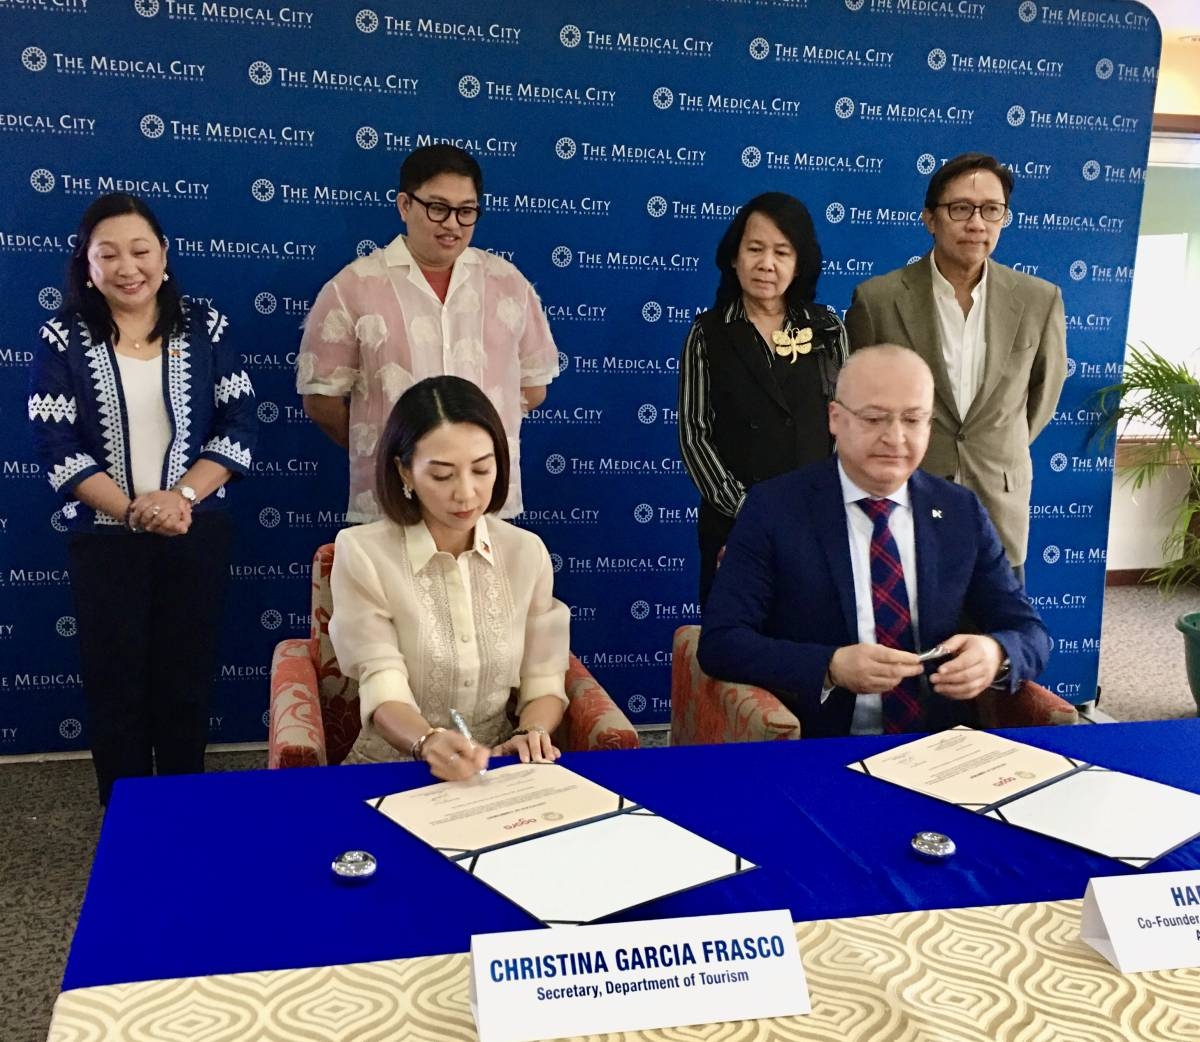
410,726,445,761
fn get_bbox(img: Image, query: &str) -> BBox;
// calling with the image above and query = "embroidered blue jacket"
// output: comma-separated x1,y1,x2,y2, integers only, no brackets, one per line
28,304,257,531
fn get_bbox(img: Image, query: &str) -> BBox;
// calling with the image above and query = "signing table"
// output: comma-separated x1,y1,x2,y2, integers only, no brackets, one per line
49,721,1200,1041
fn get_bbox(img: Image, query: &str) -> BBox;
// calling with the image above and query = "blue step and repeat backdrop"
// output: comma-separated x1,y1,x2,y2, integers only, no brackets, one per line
0,0,1159,753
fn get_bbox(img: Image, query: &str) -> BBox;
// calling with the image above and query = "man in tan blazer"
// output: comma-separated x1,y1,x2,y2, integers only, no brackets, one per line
845,152,1066,576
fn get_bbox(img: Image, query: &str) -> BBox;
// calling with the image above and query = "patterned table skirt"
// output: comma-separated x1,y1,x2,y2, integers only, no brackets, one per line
48,899,1200,1041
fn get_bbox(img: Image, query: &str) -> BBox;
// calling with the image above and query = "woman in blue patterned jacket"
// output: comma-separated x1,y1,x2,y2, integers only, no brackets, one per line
28,193,257,805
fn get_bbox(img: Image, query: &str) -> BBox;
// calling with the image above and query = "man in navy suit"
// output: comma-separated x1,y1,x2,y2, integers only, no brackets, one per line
698,344,1050,738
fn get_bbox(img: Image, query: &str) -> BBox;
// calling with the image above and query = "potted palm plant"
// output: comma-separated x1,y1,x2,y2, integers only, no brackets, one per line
1093,344,1200,711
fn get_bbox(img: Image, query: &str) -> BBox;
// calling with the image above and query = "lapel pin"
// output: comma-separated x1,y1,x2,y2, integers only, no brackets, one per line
932,509,943,519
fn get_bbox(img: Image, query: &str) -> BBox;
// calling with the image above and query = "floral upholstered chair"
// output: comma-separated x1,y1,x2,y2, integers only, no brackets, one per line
669,624,1077,746
269,543,639,767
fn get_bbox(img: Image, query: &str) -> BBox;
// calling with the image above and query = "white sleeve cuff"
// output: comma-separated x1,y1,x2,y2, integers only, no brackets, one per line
358,668,419,729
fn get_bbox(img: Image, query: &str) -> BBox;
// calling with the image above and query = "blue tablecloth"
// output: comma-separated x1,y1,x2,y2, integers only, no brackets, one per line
62,719,1200,990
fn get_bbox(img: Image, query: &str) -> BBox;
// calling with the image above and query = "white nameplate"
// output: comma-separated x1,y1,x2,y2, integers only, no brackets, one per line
468,909,810,1042
1081,870,1200,973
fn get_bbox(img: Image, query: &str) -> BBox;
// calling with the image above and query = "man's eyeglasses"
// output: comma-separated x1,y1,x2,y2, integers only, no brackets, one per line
406,192,482,226
833,399,933,432
933,201,1008,223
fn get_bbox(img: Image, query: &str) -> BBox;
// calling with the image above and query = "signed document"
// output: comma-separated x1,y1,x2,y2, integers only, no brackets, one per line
370,763,755,925
848,727,1076,809
849,728,1200,869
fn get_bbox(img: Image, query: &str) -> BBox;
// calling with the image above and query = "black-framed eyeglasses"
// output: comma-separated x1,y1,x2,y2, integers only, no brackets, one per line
933,201,1008,223
406,192,482,226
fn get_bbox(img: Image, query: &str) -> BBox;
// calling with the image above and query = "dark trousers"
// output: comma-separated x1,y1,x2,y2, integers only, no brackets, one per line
698,500,737,609
67,512,232,805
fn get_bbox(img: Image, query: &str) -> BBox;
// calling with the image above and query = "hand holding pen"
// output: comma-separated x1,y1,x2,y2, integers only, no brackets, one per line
446,708,490,782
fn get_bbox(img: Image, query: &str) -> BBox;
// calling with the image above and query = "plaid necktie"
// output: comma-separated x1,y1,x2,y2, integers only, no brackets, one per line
857,498,923,733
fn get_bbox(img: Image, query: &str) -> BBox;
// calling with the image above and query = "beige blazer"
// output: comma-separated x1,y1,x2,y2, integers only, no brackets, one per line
844,255,1067,566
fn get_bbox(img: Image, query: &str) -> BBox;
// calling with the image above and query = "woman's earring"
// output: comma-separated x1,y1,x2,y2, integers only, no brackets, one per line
85,280,93,289
402,483,413,500
162,271,170,283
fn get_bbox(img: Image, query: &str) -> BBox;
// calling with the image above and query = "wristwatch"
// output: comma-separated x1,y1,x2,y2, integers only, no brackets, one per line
991,656,1012,689
173,484,197,504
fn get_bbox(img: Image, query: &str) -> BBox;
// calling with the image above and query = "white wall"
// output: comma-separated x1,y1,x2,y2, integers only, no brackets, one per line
1105,142,1199,571
1107,463,1189,570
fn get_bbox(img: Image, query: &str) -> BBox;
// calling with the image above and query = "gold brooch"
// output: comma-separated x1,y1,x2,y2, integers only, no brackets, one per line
771,325,813,363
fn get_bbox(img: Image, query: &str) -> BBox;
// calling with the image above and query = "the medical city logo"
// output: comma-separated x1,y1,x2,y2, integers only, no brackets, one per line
256,401,279,423
355,8,378,33
22,47,48,72
825,202,846,224
554,245,700,273
462,75,612,106
741,146,762,168
570,138,704,168
1065,357,1077,377
55,616,76,637
666,86,803,118
642,301,662,322
634,503,654,524
357,239,378,257
1018,0,1037,21
1050,452,1068,473
916,153,937,175
355,126,378,150
1069,259,1088,281
134,0,158,16
638,404,658,424
1043,544,1061,564
628,694,647,714
259,507,281,528
630,600,650,620
60,718,83,740
749,37,771,60
1082,160,1100,181
165,2,313,28
563,25,713,56
1095,58,1113,80
138,113,164,139
839,95,972,124
251,60,415,95
30,168,56,193
254,291,277,314
260,609,283,631
1008,105,1141,134
545,453,566,475
251,178,275,202
646,195,668,218
37,287,62,311
927,48,947,70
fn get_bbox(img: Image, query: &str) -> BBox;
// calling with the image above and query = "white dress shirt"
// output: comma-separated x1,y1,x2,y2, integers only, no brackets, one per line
113,352,172,496
296,235,560,522
930,254,988,422
329,514,569,761
836,462,921,735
